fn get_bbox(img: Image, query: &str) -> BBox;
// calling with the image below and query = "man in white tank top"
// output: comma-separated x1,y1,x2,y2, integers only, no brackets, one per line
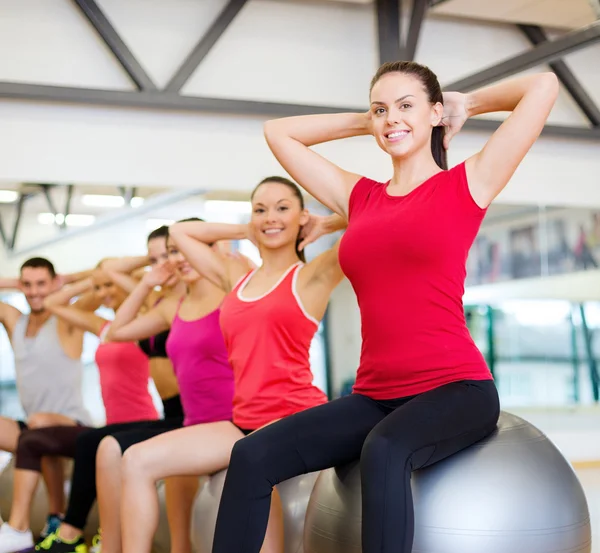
0,257,93,544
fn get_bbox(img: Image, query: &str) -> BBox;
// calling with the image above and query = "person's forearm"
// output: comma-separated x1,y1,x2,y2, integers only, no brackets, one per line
264,113,370,147
466,73,558,117
44,278,94,308
100,256,150,274
324,213,348,234
0,277,20,290
108,281,152,338
61,269,94,284
170,221,247,244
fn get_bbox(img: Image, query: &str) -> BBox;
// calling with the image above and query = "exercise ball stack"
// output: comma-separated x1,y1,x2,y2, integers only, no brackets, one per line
191,469,319,553
303,411,591,553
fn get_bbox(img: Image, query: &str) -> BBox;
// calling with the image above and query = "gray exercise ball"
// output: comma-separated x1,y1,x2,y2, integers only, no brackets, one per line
191,469,319,553
151,479,172,553
0,458,100,541
0,457,169,553
303,411,591,553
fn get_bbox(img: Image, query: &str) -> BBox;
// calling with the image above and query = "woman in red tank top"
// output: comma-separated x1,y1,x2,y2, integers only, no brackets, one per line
210,64,559,553
117,177,345,553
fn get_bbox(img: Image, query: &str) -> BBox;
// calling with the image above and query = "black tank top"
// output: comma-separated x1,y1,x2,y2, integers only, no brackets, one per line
139,329,170,358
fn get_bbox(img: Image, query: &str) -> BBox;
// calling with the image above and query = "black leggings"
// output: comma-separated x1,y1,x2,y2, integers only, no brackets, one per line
62,417,183,530
212,379,500,553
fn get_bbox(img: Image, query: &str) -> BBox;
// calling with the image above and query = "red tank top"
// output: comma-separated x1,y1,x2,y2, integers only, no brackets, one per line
219,262,327,429
338,162,492,399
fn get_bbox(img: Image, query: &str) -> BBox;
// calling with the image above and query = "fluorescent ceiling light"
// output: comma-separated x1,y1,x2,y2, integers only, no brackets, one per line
146,218,174,230
204,200,251,215
65,214,95,226
130,196,144,208
0,190,18,203
81,194,125,208
37,213,56,225
37,213,95,226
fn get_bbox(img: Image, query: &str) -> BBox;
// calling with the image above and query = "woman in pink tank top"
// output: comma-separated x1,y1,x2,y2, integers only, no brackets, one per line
83,219,236,553
45,268,158,425
117,178,345,553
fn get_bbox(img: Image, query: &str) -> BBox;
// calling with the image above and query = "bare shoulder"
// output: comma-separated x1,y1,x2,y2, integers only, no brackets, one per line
0,302,23,339
158,294,183,322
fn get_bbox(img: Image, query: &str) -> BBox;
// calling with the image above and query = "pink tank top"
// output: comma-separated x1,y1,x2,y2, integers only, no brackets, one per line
95,324,159,425
165,303,234,426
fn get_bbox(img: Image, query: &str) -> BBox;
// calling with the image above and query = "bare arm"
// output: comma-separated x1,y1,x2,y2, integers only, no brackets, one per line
0,277,20,289
101,256,150,275
298,213,348,251
457,73,559,207
107,268,172,342
300,234,345,291
0,302,22,339
264,113,370,217
100,256,150,295
169,221,250,292
59,269,95,285
44,278,106,337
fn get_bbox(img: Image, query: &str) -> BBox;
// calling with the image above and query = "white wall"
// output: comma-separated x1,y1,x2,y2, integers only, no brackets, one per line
509,406,600,463
0,0,598,207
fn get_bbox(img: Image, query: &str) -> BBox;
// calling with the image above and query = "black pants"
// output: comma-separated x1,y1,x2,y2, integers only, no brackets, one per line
62,416,183,530
212,379,500,553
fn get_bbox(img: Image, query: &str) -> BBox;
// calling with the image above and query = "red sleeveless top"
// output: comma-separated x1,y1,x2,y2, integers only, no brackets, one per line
219,262,327,429
338,162,492,399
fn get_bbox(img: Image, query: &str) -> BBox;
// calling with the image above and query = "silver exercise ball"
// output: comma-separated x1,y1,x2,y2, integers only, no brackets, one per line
0,458,100,541
151,479,172,553
191,469,319,553
303,411,591,553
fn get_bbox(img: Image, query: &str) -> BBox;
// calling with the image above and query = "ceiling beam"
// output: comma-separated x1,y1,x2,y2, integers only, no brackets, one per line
72,0,157,91
165,0,249,93
518,24,600,127
446,21,600,92
406,0,429,60
0,81,598,141
375,0,403,64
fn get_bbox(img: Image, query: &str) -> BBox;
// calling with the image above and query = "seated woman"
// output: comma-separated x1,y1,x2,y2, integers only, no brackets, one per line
116,176,346,553
33,226,193,553
40,220,242,553
0,267,158,553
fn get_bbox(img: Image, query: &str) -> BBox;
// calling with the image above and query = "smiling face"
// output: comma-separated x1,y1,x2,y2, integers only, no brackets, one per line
92,270,126,310
166,236,200,284
19,267,57,314
147,236,178,288
250,181,308,254
369,71,443,161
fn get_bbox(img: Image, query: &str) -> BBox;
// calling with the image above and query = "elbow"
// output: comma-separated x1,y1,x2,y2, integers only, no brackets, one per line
263,119,282,144
538,72,559,99
168,224,185,243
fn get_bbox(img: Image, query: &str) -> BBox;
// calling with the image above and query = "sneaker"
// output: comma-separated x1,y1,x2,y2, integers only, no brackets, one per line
0,523,34,553
34,533,87,553
39,517,63,541
89,533,101,553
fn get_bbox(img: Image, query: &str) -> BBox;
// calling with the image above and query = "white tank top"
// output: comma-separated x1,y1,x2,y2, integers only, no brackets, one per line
12,314,92,424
